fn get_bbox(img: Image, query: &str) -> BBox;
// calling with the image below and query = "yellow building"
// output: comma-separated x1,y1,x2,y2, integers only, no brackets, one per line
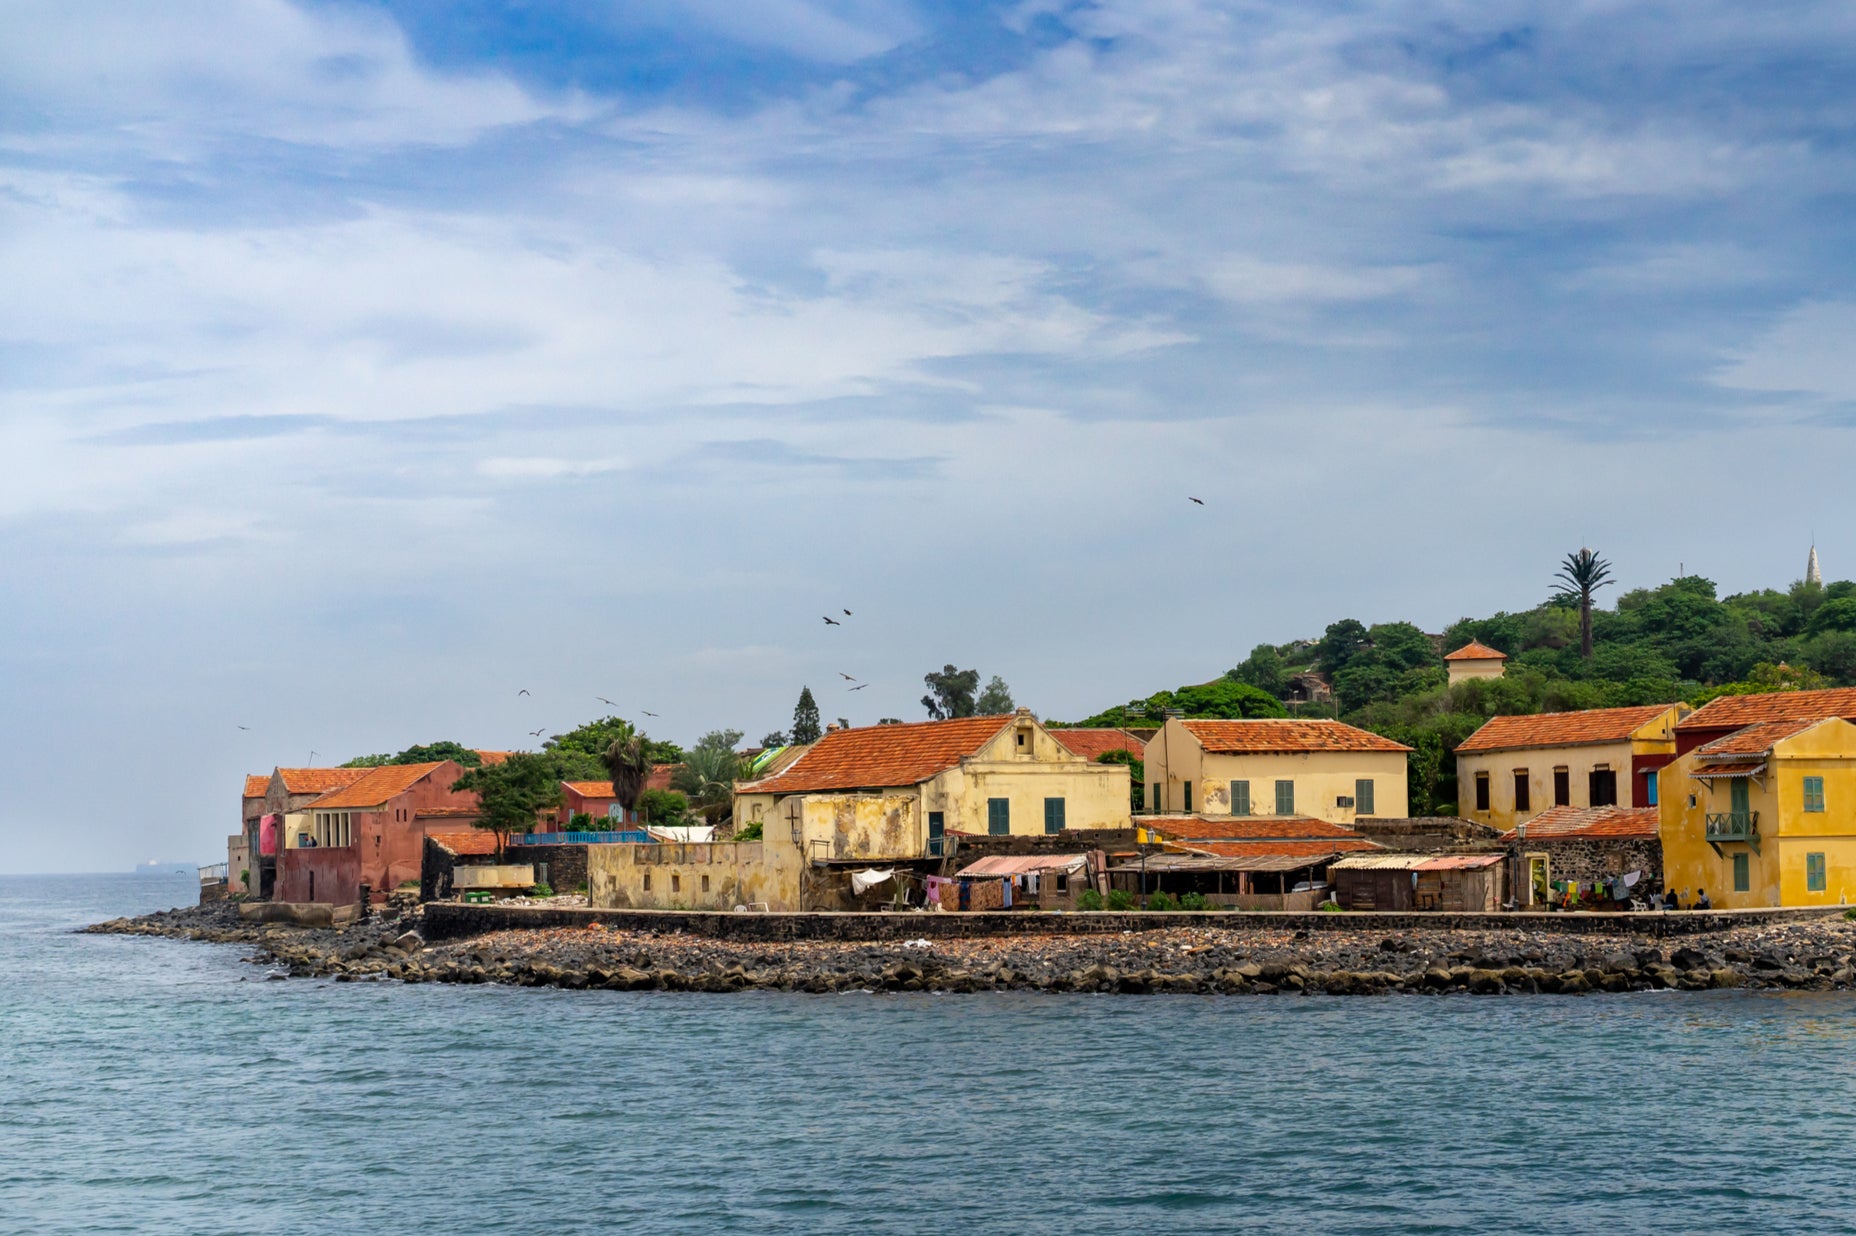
1140,718,1410,825
732,709,1131,863
1444,640,1508,685
1455,704,1687,833
1660,716,1856,908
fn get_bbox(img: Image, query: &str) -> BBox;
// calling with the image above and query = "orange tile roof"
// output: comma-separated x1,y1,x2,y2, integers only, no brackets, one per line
563,781,616,798
243,774,271,799
1504,805,1658,841
1454,704,1679,754
1678,686,1856,732
743,716,1011,795
275,767,373,795
415,806,482,819
1180,719,1410,754
1050,728,1146,760
428,831,500,856
474,750,511,766
1444,640,1508,662
1694,718,1827,759
305,762,448,810
1149,814,1368,841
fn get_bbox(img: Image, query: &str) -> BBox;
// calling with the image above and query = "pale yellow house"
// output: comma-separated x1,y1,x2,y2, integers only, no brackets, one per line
1140,718,1410,825
1661,716,1856,908
1455,704,1687,833
1444,640,1508,685
732,709,1131,863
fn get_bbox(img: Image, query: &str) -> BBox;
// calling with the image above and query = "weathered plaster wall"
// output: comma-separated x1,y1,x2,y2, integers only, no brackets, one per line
1459,740,1636,832
274,846,360,904
588,841,803,912
1142,720,1407,823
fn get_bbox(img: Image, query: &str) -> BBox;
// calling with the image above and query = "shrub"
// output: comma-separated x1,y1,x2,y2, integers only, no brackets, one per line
735,821,764,841
1319,900,1343,912
1179,891,1210,912
1076,889,1105,911
1146,891,1181,912
238,868,250,890
1846,907,1856,921
529,884,554,898
568,811,596,831
576,882,589,895
1105,890,1136,911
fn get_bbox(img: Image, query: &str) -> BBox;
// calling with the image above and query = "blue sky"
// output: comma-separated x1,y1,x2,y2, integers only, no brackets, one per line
4,1,1855,870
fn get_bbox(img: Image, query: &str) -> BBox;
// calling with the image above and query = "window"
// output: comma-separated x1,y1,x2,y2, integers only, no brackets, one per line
1275,780,1295,815
1733,852,1749,893
1043,797,1066,834
1512,771,1530,814
1054,873,1069,894
928,811,945,857
1807,852,1827,893
1475,772,1490,812
988,798,1010,836
1184,782,1193,813
1553,767,1571,807
643,872,651,891
1149,783,1162,813
1355,779,1375,816
701,874,710,893
1589,767,1618,808
1805,776,1826,813
671,873,681,893
1645,771,1659,807
1231,781,1251,816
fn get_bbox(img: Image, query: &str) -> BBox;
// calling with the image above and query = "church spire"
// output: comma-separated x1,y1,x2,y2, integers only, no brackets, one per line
1808,543,1823,587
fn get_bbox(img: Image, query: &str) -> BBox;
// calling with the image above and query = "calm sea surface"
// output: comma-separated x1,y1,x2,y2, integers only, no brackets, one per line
4,874,1855,1235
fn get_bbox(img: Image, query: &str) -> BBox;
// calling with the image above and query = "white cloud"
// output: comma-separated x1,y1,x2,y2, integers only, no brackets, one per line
477,456,626,480
1713,301,1856,401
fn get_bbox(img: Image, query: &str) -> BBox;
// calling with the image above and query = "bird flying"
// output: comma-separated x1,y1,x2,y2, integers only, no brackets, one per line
518,688,531,696
1188,496,1205,506
528,727,545,737
843,609,852,616
236,725,250,731
849,683,869,691
822,616,840,625
596,696,616,706
641,710,658,717
838,672,857,681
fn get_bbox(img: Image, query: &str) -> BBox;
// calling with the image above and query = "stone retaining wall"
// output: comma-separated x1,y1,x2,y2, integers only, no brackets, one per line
422,901,1842,943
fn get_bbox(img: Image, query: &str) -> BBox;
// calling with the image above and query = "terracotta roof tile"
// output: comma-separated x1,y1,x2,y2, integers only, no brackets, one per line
428,831,500,856
1504,805,1658,841
1050,728,1146,760
1455,705,1680,754
1149,814,1369,841
474,750,511,766
563,781,616,798
743,716,1012,795
1179,719,1410,754
306,762,448,810
415,806,482,819
243,774,271,799
275,767,373,795
1444,640,1508,662
1678,686,1856,732
1694,718,1828,759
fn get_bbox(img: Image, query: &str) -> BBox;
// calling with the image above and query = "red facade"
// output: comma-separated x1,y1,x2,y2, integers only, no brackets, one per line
275,761,482,904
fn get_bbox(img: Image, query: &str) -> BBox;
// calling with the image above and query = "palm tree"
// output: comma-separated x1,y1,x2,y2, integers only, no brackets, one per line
675,743,742,824
1554,547,1615,660
602,724,652,824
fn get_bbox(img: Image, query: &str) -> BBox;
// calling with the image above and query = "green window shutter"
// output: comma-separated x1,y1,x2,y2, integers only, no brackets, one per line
1043,797,1066,834
1807,852,1826,892
1275,780,1295,815
928,811,945,857
1733,852,1749,893
988,798,1009,836
1232,781,1250,816
1148,783,1161,812
1355,779,1374,816
1184,781,1193,813
1805,776,1825,813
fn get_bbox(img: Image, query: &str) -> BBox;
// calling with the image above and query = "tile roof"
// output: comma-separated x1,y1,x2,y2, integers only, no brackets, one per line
1149,814,1368,841
741,716,1012,795
1694,718,1829,759
1678,686,1856,732
1454,704,1679,753
1050,728,1146,761
1504,805,1659,841
415,806,482,819
1444,640,1508,662
474,750,511,766
562,781,617,798
275,767,373,795
1178,719,1411,754
305,762,448,810
428,831,500,857
243,774,271,799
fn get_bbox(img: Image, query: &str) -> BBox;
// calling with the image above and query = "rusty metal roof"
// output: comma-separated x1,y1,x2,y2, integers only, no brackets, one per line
955,853,1089,877
1108,853,1333,874
1414,854,1505,871
1333,852,1503,871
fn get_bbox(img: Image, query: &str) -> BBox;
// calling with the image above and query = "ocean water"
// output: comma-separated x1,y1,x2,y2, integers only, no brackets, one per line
3,875,1855,1235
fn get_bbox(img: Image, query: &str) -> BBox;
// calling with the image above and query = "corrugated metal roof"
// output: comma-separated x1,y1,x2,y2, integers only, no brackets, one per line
1414,854,1505,871
955,853,1089,877
1330,853,1432,871
1691,764,1766,780
1108,853,1332,874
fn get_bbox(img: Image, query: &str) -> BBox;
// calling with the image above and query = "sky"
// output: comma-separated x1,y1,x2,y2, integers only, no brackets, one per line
5,1,1856,871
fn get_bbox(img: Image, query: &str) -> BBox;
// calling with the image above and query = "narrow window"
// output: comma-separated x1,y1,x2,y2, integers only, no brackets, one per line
643,872,651,891
928,811,945,857
1645,772,1659,807
1275,780,1295,815
1183,782,1193,813
1043,797,1066,834
671,873,681,893
701,874,710,893
988,798,1010,836
1355,779,1375,816
1475,773,1490,812
1807,852,1827,893
1054,872,1069,894
1231,781,1250,816
1733,852,1749,893
1149,783,1162,813
1804,776,1826,813
1589,767,1618,808
1512,771,1531,814
1553,767,1571,807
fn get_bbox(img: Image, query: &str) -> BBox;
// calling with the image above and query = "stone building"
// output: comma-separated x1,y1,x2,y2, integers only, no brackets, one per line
1502,805,1661,909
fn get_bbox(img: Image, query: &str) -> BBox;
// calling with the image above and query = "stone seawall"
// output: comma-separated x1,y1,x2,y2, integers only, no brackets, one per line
421,902,1841,943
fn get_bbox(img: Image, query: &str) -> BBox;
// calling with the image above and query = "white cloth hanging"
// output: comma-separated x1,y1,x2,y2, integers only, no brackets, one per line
850,868,895,894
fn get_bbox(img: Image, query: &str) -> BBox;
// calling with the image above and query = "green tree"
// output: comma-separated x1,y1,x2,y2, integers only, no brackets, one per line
547,716,680,767
600,722,653,819
922,665,981,719
976,675,1015,715
759,730,788,747
1317,619,1370,677
345,740,486,769
636,788,689,827
791,687,822,744
1229,644,1288,697
452,752,566,856
673,729,745,820
1554,548,1615,660
1095,749,1146,810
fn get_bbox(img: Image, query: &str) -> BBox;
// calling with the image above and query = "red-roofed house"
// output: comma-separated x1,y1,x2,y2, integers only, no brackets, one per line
733,710,1130,862
1673,686,1856,755
1444,640,1508,685
1049,727,1147,762
274,761,482,905
538,765,681,831
1455,703,1688,833
1141,718,1411,824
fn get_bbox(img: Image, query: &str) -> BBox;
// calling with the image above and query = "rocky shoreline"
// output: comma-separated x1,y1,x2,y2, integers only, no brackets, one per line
86,902,1856,995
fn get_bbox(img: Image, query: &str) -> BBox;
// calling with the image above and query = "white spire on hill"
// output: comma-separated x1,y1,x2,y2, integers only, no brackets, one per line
1808,543,1823,587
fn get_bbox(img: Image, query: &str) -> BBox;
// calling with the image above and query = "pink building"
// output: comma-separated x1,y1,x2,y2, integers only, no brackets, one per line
275,761,483,904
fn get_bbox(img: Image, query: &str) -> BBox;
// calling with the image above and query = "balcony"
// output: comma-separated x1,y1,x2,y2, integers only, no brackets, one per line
1705,811,1759,854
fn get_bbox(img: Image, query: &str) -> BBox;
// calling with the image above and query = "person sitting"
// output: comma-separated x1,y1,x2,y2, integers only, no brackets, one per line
1694,888,1712,910
1663,888,1678,911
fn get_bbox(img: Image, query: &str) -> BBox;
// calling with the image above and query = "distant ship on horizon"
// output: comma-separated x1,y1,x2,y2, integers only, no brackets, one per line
133,860,195,876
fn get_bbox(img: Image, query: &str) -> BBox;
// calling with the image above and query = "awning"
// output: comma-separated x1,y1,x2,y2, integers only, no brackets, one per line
1106,853,1334,875
1692,763,1765,780
955,854,1089,878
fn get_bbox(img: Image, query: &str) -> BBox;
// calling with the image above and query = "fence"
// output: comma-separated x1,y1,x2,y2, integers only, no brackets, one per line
198,863,228,883
514,831,651,846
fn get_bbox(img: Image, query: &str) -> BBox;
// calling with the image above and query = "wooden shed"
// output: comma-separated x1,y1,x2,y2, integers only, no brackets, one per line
1331,853,1505,912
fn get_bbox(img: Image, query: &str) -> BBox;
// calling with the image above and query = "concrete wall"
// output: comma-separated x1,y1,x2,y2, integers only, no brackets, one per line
274,846,361,905
1446,659,1505,685
227,835,252,895
506,844,590,894
587,841,804,912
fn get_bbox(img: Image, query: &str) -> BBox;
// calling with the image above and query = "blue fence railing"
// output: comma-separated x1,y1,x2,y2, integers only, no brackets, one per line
513,831,651,846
